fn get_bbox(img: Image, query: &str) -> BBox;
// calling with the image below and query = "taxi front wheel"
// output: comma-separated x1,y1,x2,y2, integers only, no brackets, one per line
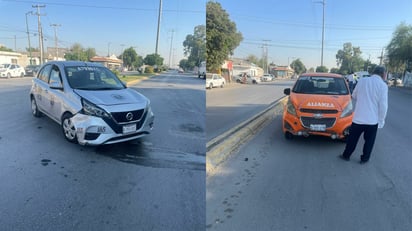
61,113,78,143
284,132,294,140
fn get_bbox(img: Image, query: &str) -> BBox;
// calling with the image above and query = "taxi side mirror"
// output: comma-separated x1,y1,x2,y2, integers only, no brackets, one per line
284,88,291,95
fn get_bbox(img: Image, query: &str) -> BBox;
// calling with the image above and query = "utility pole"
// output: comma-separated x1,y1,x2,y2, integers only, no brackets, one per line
315,0,325,67
168,29,174,68
107,42,111,57
378,48,384,65
50,24,61,60
25,11,33,64
120,44,125,69
32,4,46,64
155,0,162,55
262,40,270,74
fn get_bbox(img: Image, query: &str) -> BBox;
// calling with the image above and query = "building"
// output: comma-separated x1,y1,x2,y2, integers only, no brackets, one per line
271,66,294,78
89,55,123,70
231,58,264,77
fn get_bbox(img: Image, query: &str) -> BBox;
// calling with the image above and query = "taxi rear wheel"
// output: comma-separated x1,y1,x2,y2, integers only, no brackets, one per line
31,96,42,117
61,113,78,143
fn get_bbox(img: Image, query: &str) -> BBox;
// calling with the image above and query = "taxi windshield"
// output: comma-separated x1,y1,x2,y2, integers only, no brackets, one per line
293,76,349,95
65,66,125,90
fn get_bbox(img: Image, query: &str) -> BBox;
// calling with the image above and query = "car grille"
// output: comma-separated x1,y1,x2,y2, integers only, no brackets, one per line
300,108,338,114
104,110,148,134
300,116,336,128
111,109,145,123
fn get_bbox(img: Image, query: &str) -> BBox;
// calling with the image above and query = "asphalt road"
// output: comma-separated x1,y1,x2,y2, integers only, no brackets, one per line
0,73,205,231
206,87,412,231
206,79,295,141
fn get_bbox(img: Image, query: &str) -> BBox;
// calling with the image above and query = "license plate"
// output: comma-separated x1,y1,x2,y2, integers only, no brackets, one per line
123,124,136,134
310,124,326,131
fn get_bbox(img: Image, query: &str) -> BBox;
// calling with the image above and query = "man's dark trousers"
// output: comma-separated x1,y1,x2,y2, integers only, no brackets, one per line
342,122,378,161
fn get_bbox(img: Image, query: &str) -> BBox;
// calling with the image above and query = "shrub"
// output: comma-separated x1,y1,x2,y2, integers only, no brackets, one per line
145,66,154,73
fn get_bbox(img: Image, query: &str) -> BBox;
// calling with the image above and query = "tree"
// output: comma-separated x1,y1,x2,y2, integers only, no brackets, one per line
64,43,95,61
246,55,260,66
386,22,412,72
0,46,13,52
122,47,142,70
335,42,365,74
26,47,39,52
144,53,164,67
85,48,96,61
330,67,340,74
290,59,306,75
183,25,206,70
179,59,190,71
206,1,243,72
316,66,328,73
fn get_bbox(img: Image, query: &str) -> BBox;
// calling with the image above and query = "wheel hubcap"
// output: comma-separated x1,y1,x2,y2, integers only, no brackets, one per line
63,119,76,139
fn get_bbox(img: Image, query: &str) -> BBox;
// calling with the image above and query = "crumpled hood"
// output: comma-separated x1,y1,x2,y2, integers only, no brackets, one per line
74,88,148,106
290,94,351,111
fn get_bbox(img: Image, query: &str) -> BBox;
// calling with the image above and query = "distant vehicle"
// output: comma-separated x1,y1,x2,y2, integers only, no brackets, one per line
0,63,25,78
234,73,261,84
30,61,154,145
25,65,41,77
262,74,274,82
283,73,353,140
388,77,402,86
354,71,370,83
198,61,206,78
206,73,225,89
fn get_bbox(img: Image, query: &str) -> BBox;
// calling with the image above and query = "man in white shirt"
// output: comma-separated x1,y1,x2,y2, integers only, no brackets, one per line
339,66,388,164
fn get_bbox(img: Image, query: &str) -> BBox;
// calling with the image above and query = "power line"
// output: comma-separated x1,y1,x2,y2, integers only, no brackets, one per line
3,0,204,14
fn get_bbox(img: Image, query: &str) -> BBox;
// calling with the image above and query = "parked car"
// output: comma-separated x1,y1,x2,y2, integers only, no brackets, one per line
262,74,274,82
206,73,225,89
198,61,206,78
30,61,154,145
0,63,25,78
282,73,353,140
25,64,41,77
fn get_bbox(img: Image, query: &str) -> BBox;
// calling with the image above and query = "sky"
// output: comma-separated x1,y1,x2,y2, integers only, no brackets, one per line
217,0,412,69
0,0,206,67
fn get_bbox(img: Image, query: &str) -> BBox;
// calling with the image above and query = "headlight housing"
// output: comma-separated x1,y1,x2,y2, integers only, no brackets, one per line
81,98,110,118
286,98,297,116
340,100,353,118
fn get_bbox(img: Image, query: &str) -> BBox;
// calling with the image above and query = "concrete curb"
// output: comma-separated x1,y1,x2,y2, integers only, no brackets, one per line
126,77,149,87
206,97,287,176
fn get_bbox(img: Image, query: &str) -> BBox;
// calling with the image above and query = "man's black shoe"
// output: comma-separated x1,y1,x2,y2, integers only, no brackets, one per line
359,160,368,164
339,154,350,161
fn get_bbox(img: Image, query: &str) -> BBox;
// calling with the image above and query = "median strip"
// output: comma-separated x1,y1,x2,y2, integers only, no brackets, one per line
206,97,287,176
